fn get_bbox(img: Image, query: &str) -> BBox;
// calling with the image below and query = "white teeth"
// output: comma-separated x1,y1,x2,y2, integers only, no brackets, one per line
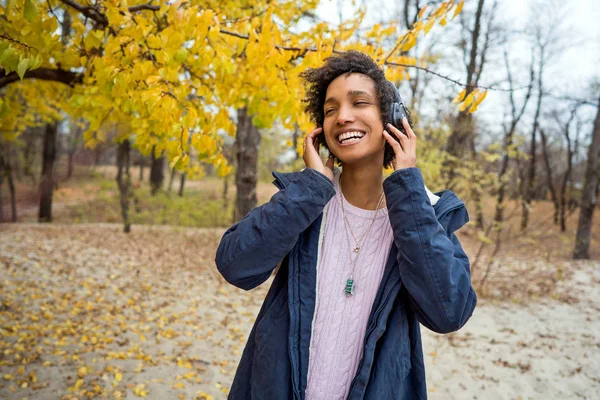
337,131,365,143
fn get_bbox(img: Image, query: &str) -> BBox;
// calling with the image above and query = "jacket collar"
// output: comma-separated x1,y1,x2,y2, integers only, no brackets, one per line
272,170,465,218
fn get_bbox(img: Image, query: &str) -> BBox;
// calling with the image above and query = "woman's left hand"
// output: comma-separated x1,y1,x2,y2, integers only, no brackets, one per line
382,117,417,171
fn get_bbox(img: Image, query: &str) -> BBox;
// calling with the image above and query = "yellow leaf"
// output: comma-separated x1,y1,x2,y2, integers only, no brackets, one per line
424,18,436,34
133,383,148,397
453,1,465,19
458,91,476,112
417,6,428,19
173,382,185,389
452,89,466,104
146,76,162,86
115,372,123,382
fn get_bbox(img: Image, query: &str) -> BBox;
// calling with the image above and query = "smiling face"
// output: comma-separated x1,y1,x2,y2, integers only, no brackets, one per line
322,73,386,167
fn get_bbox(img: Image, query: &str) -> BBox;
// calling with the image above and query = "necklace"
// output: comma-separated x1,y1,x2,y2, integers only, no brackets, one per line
339,177,384,296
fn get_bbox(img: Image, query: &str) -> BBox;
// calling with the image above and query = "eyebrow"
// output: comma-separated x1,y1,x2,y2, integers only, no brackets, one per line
324,90,375,105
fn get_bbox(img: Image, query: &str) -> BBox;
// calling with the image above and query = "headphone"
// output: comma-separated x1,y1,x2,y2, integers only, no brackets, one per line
386,80,409,129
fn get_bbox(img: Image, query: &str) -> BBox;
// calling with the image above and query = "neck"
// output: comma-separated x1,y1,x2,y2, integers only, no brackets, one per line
339,162,385,210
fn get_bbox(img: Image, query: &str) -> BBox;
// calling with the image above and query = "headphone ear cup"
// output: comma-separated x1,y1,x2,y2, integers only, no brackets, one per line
390,103,404,129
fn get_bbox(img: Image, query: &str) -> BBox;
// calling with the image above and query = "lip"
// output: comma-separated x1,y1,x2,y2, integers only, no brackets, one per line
335,129,367,147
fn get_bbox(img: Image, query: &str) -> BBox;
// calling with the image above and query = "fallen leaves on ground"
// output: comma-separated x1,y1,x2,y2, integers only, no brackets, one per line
0,224,268,399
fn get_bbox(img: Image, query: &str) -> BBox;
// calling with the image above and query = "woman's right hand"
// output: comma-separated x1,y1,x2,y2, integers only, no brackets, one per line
303,127,334,182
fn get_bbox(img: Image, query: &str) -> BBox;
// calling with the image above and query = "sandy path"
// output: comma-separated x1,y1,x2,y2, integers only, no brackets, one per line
1,224,598,399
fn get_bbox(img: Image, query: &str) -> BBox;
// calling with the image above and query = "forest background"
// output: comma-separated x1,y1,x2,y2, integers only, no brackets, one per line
1,0,599,399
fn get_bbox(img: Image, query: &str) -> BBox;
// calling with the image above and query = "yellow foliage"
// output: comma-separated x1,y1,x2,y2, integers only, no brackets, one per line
0,0,467,176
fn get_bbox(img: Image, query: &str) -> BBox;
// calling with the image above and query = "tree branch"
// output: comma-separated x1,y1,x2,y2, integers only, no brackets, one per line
129,4,159,12
0,68,83,90
58,0,159,29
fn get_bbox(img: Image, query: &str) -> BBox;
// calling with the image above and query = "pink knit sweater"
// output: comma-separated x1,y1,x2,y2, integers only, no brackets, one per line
305,171,393,400
305,170,439,399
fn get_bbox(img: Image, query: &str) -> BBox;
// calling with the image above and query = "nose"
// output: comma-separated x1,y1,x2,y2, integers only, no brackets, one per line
336,104,355,125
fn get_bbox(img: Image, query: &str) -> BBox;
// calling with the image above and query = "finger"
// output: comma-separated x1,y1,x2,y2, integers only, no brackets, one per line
383,130,404,153
305,127,323,141
386,123,408,146
304,127,322,151
401,117,416,139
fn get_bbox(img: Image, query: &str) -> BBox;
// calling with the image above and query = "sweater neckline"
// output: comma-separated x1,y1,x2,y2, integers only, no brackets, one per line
333,169,389,219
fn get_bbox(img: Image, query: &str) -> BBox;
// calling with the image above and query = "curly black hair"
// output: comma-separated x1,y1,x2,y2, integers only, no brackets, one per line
299,50,409,168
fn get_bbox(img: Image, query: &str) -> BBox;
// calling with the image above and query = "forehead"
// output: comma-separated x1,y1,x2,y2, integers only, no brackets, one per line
325,73,377,99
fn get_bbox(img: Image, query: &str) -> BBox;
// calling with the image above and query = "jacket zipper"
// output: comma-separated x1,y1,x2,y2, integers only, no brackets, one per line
304,203,329,397
346,277,402,396
288,241,302,400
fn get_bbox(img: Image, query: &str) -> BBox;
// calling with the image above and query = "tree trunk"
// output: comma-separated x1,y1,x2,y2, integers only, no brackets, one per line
444,0,485,184
67,151,74,180
168,168,175,192
0,154,4,222
539,128,559,224
222,175,229,209
573,97,600,259
22,136,36,185
178,172,186,197
234,107,261,221
139,155,145,181
6,158,16,222
150,146,164,195
116,140,132,233
521,47,545,231
94,144,102,166
0,150,17,222
39,123,57,222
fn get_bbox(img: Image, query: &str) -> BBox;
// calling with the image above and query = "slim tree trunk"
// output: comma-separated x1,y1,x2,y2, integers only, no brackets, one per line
496,50,535,225
222,175,229,209
234,107,261,221
150,146,164,195
67,151,75,180
522,45,545,231
560,110,577,232
22,135,36,185
168,169,175,192
573,97,600,259
116,140,132,233
0,150,17,222
39,123,57,222
6,158,16,222
444,0,485,185
139,155,145,181
0,155,4,222
539,128,559,224
178,172,186,197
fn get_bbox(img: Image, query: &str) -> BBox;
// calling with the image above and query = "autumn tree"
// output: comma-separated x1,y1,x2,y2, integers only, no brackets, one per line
1,0,467,229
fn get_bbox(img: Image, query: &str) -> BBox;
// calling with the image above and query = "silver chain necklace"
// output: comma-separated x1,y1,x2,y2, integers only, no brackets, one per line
339,177,384,296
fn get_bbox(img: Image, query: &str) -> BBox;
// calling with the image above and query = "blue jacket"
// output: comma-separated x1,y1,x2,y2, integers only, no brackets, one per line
215,167,477,399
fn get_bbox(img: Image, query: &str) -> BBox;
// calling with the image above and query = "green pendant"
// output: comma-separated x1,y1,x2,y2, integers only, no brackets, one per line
345,278,355,296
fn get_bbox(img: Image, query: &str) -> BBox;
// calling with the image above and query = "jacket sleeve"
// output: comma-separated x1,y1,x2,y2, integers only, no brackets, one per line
383,168,477,333
215,168,336,291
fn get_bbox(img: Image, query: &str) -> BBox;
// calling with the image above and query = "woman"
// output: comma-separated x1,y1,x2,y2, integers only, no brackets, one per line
216,51,476,399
